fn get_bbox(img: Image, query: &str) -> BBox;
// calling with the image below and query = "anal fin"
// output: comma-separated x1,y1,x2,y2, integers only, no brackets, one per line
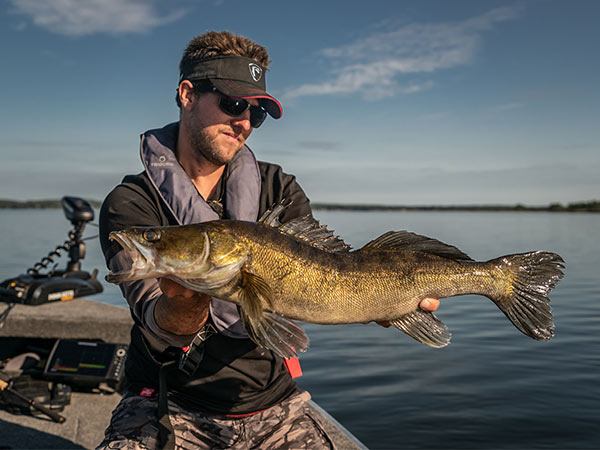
390,309,451,348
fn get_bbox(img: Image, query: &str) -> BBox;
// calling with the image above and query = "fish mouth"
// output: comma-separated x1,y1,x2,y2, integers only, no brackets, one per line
106,231,161,284
105,229,214,285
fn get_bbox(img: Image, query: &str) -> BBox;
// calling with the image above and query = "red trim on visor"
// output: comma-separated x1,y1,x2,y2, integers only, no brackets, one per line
211,78,282,118
231,94,283,118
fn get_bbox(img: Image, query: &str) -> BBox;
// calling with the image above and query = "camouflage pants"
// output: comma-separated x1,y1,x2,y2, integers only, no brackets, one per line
96,390,334,450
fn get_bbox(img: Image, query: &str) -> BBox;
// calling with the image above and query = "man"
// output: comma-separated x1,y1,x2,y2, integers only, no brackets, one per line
98,31,439,449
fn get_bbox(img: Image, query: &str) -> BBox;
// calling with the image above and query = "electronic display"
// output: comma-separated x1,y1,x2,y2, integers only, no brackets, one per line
43,339,127,387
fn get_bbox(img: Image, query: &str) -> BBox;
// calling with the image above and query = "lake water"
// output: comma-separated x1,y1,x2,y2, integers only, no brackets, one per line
1,209,598,449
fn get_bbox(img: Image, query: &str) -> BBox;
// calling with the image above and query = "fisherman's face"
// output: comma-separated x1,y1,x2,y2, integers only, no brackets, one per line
184,86,254,167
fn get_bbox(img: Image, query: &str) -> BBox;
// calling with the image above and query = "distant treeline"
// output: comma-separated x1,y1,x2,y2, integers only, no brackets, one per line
311,200,600,213
1,199,598,212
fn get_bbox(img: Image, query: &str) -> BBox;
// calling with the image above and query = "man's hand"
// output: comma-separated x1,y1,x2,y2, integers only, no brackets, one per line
154,278,212,335
159,277,205,300
376,297,440,328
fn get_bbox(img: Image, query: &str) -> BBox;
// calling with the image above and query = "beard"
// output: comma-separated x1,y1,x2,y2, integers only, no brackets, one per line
189,127,231,167
186,106,243,167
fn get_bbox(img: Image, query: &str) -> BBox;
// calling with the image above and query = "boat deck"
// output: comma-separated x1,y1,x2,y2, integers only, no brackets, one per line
0,299,366,449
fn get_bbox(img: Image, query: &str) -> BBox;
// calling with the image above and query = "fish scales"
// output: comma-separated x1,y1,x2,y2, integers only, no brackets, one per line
106,207,564,357
197,221,525,324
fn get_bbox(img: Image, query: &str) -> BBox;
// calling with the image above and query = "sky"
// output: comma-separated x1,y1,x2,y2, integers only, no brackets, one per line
0,0,598,206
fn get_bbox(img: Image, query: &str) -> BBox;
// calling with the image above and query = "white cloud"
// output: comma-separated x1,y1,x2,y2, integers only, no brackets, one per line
8,0,185,36
284,6,521,100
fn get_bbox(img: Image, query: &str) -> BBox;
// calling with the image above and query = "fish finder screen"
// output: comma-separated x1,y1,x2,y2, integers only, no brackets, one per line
46,340,115,378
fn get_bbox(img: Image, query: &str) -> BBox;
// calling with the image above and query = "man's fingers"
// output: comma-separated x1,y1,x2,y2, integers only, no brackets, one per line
377,298,439,328
159,278,200,299
420,298,440,312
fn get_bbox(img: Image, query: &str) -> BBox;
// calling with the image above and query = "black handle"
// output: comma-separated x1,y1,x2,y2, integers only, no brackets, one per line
0,379,66,423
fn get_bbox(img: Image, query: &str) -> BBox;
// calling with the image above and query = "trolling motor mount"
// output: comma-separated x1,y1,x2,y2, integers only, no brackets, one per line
0,196,103,306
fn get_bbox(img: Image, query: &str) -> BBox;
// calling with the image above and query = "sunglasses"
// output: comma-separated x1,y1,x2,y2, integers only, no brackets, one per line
212,87,267,128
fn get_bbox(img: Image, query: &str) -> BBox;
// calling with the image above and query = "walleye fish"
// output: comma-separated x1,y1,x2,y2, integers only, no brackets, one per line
106,204,564,358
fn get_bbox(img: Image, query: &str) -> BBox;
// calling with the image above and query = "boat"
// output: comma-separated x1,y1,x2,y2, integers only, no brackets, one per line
0,197,367,450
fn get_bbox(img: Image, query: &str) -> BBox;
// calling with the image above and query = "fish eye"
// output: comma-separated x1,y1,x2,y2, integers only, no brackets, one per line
143,229,161,242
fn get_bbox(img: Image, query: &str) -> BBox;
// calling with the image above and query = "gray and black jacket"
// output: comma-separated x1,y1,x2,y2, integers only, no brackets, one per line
99,122,312,414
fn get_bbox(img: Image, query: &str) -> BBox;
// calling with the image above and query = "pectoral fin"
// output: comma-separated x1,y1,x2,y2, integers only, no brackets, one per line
241,311,309,359
390,309,451,348
238,270,309,359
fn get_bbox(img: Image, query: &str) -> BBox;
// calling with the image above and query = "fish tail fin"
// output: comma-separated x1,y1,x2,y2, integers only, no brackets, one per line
489,251,564,341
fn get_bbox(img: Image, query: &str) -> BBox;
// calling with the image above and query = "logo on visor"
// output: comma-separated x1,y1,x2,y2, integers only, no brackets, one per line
248,63,263,82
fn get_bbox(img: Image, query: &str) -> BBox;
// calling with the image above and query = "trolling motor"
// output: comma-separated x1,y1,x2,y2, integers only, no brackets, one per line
0,196,103,306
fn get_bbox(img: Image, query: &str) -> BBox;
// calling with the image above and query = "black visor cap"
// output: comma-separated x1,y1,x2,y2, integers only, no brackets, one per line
180,56,282,119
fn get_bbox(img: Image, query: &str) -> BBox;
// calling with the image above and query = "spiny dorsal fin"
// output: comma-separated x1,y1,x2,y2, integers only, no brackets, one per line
279,215,351,253
359,231,472,261
258,200,292,227
259,201,351,253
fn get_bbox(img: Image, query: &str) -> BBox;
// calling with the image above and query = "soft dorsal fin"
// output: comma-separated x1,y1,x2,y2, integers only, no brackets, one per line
259,201,351,253
359,230,473,261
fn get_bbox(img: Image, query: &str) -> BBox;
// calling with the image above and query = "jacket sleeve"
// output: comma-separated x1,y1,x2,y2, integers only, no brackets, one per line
100,182,198,351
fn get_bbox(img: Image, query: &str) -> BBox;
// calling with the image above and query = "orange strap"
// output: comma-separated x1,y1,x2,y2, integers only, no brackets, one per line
284,356,302,379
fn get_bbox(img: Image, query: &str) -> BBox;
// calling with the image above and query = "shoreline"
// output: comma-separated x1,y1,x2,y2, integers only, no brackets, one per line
311,201,600,213
1,199,598,213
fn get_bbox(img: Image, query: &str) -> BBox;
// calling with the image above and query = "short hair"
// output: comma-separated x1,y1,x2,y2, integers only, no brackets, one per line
176,31,271,107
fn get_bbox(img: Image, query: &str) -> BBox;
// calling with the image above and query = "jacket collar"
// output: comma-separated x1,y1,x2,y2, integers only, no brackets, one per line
139,122,261,338
140,122,261,225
